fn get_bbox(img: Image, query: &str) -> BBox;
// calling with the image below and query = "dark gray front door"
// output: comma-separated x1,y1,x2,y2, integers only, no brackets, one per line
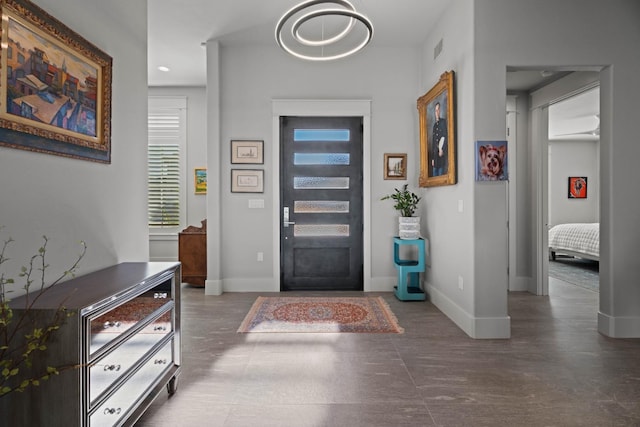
280,116,363,291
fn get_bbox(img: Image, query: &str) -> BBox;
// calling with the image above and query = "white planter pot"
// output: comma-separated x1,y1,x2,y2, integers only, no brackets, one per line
398,216,420,239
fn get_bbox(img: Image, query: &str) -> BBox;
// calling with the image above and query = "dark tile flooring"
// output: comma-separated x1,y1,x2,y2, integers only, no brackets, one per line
136,278,640,426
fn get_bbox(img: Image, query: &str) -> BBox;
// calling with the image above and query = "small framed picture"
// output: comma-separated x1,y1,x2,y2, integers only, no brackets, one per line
568,176,587,198
231,140,264,164
383,153,407,180
194,168,207,194
475,140,508,181
231,169,264,193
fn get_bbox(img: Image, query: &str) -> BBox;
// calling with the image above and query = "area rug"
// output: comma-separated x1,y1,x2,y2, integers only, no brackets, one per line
549,255,599,292
237,296,404,333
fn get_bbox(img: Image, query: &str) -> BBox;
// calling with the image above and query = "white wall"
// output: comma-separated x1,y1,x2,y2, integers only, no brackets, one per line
548,140,599,226
475,0,640,337
206,43,421,292
0,0,148,291
148,87,207,262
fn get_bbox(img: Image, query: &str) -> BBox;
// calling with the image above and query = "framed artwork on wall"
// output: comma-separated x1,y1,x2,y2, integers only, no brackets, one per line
418,70,456,188
568,176,587,199
194,168,207,194
231,140,263,164
475,140,508,181
0,0,113,163
383,153,407,180
231,169,264,193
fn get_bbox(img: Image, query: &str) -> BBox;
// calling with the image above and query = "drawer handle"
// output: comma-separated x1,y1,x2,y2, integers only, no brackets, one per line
153,325,167,331
154,359,168,365
103,364,121,372
103,407,122,415
103,321,121,329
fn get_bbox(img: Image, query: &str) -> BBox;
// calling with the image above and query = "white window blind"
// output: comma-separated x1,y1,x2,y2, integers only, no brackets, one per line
148,97,187,231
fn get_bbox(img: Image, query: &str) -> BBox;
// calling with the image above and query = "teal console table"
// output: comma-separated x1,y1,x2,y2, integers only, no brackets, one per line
393,237,426,301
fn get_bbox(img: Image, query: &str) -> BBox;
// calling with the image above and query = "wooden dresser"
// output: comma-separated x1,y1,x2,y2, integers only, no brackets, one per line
178,219,207,287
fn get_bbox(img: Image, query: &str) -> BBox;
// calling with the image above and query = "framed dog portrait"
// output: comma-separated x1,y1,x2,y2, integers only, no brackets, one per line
475,140,508,181
418,71,456,187
383,153,407,180
568,176,587,198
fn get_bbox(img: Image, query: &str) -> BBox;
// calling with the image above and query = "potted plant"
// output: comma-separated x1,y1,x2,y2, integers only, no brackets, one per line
381,184,422,239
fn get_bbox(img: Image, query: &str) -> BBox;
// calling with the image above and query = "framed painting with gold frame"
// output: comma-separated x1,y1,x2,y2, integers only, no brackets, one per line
0,0,112,163
418,71,456,187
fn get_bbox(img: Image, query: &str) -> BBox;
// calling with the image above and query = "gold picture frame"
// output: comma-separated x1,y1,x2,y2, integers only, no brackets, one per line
194,167,207,194
418,71,456,187
0,0,112,163
383,153,407,180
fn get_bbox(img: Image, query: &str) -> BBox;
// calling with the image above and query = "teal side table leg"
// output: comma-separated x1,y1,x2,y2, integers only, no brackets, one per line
393,237,426,301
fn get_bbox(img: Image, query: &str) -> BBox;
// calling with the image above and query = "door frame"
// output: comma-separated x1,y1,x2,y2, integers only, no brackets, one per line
529,72,601,296
272,99,372,291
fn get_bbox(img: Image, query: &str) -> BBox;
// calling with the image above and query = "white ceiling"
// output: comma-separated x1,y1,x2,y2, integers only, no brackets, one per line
147,2,599,139
549,86,600,141
147,0,450,86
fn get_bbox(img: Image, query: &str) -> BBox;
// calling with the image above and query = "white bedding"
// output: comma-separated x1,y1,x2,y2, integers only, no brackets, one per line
548,223,599,260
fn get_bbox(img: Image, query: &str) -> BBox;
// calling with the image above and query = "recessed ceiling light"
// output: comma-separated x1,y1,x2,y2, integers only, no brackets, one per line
157,66,170,72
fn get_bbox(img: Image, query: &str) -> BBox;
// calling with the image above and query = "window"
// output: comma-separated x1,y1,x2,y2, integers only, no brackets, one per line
148,96,187,233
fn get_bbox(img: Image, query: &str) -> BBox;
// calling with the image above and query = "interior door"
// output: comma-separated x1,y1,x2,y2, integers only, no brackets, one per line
280,116,363,291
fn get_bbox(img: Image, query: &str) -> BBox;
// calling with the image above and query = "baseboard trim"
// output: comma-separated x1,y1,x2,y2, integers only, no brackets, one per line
150,256,178,262
205,279,223,296
368,276,396,292
509,275,530,292
427,284,510,339
221,278,279,293
598,312,640,338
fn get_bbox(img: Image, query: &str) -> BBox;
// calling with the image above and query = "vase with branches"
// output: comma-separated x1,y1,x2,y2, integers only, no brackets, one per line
0,230,86,398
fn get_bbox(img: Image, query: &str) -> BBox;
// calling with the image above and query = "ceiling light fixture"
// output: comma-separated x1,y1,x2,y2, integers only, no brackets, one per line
275,0,373,61
158,66,171,72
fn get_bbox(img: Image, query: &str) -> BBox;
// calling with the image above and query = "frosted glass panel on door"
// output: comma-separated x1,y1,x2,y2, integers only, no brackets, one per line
293,177,350,189
294,153,350,165
294,129,350,141
294,201,349,213
294,224,350,237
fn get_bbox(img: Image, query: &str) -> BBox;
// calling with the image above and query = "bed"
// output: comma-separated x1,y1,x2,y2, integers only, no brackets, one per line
548,223,599,261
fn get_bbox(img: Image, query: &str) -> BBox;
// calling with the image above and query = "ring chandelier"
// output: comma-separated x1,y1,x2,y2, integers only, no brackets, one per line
275,0,374,61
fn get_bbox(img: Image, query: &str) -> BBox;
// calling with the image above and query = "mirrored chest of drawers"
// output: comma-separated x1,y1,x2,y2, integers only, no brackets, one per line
1,262,182,427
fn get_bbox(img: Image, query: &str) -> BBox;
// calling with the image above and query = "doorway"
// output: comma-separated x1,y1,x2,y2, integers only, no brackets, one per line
279,116,364,291
506,68,601,297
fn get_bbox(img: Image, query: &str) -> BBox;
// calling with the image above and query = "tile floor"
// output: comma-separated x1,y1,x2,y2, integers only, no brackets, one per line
136,278,640,426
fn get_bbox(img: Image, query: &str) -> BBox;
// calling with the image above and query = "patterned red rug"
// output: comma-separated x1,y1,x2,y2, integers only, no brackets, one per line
237,296,404,333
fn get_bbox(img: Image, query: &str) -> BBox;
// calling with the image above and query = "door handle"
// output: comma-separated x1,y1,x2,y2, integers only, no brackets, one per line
283,207,295,227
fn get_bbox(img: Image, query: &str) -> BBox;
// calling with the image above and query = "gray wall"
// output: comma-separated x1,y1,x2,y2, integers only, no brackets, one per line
198,0,640,338
549,140,599,226
474,0,640,337
0,0,148,291
204,43,422,292
418,0,479,335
